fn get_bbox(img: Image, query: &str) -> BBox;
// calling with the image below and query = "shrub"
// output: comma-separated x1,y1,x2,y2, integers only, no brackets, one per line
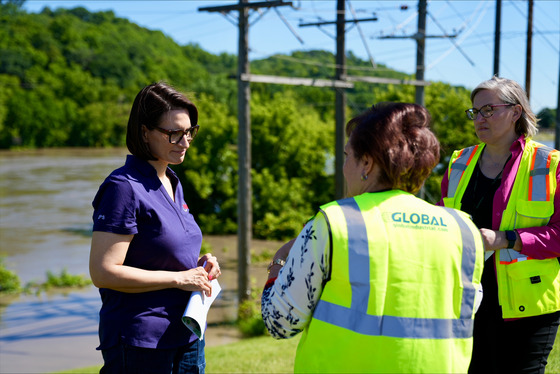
23,268,92,295
200,240,213,256
44,268,92,289
0,257,21,294
237,279,267,337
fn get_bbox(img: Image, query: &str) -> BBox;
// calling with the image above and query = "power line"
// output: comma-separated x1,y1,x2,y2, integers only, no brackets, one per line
347,0,376,68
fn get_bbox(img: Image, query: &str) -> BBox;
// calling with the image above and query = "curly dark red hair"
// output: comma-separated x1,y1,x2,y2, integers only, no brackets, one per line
346,102,440,194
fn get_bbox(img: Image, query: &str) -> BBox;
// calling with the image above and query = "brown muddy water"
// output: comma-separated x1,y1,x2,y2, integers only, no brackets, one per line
0,148,284,373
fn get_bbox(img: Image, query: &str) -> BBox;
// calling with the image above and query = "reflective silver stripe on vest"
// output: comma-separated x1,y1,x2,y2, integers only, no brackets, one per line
314,200,477,339
529,146,555,201
313,302,474,339
338,198,370,310
445,208,477,321
447,145,478,198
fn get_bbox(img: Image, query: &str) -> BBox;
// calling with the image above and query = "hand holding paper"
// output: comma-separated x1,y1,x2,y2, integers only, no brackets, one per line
182,279,221,340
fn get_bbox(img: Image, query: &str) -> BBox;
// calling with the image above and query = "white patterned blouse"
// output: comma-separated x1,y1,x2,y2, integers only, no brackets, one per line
261,213,331,339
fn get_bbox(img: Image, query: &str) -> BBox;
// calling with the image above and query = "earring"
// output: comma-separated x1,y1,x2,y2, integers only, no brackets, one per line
361,173,368,181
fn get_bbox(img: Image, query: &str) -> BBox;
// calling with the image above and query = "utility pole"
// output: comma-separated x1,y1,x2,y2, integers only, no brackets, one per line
554,61,560,150
493,0,501,76
299,0,378,199
526,0,533,99
237,0,251,303
380,1,449,107
335,0,346,199
247,2,427,201
199,0,292,303
415,0,427,106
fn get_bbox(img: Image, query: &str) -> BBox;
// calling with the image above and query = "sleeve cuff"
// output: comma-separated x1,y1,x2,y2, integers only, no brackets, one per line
264,277,277,290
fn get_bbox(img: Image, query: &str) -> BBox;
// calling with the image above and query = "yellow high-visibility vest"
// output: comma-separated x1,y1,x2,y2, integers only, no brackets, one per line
444,139,560,318
295,190,484,373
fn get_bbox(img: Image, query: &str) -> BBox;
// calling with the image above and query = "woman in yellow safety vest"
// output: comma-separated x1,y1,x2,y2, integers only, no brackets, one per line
439,76,560,374
262,102,485,373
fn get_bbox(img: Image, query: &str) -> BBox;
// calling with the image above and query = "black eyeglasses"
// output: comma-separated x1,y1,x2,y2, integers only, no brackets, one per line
154,125,199,144
465,104,514,120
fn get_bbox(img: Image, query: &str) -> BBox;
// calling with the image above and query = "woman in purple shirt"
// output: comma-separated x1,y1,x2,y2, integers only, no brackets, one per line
90,82,221,374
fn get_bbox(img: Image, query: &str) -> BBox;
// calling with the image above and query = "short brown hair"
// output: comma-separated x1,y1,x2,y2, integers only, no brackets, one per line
126,82,198,160
346,102,440,194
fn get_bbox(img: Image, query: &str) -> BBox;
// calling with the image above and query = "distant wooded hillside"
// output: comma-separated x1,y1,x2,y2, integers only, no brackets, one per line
0,2,510,238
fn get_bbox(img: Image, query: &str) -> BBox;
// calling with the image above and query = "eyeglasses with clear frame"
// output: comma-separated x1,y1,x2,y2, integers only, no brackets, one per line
465,104,514,120
153,125,200,144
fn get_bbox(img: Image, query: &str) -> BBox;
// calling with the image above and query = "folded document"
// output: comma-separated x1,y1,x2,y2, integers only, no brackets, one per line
182,279,221,340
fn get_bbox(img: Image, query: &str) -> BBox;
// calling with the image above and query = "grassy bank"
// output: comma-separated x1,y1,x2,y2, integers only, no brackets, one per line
206,335,300,373
534,129,556,142
59,328,559,373
204,331,560,373
56,336,299,374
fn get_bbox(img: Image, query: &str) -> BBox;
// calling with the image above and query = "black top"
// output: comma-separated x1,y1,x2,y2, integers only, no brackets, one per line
460,160,504,320
460,162,502,230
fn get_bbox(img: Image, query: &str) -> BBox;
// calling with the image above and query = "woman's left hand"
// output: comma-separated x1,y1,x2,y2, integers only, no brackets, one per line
480,228,521,252
198,253,221,280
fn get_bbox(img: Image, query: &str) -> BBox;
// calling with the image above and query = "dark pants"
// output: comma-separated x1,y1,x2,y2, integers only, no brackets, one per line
469,262,560,374
101,338,205,374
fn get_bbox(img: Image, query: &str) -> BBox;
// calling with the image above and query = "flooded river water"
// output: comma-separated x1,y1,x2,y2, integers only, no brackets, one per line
0,148,281,373
0,148,129,284
0,148,128,373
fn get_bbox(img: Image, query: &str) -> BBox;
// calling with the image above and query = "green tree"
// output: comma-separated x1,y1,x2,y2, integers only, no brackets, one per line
172,92,333,240
250,91,333,239
537,108,556,130
0,5,493,237
172,94,240,234
0,6,222,148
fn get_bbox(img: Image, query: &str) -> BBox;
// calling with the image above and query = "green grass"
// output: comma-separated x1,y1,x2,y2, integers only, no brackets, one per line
206,335,300,373
534,129,555,142
548,328,560,374
54,336,300,374
57,330,560,374
56,367,99,373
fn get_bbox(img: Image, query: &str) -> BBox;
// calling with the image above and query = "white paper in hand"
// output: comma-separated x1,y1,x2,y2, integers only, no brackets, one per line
182,279,221,340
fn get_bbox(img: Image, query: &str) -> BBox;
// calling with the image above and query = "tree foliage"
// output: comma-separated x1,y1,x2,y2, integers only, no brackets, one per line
537,108,556,130
3,4,554,239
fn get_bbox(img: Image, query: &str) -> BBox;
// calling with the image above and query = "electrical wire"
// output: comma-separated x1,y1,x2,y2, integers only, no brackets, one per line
347,0,376,68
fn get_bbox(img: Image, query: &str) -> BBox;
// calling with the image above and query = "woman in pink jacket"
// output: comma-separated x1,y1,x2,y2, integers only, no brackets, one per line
439,76,560,374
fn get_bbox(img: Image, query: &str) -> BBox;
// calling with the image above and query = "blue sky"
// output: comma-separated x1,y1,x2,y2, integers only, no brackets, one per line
24,0,560,113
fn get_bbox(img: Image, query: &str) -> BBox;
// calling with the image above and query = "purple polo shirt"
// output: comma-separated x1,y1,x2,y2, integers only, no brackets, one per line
92,155,202,349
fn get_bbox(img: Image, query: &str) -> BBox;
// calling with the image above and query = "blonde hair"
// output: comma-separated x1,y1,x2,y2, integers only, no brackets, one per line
471,76,538,138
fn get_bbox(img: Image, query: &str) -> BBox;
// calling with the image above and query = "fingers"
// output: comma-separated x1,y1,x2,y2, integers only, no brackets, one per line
192,267,212,289
208,265,221,281
176,267,211,294
193,266,213,296
199,253,221,280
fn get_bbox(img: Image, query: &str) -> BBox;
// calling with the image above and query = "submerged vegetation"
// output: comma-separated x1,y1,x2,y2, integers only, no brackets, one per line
0,258,91,296
0,257,21,294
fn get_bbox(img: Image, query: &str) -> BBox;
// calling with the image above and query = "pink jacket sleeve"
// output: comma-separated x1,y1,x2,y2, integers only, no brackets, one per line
437,168,450,207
